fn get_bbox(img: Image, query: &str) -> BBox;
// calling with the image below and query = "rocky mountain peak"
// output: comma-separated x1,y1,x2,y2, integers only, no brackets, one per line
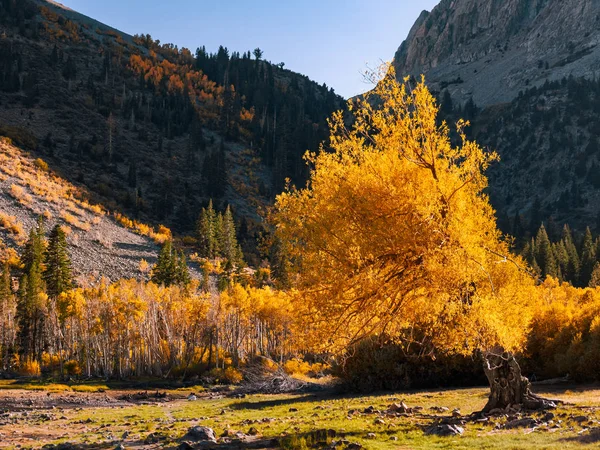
394,0,600,107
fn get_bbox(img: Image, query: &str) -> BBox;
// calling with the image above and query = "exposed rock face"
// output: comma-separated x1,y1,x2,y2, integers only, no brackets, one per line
394,0,600,106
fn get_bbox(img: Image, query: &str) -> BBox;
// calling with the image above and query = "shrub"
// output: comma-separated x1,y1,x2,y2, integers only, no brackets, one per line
19,359,41,377
64,360,82,376
207,367,243,385
34,158,49,172
335,335,484,392
284,358,311,376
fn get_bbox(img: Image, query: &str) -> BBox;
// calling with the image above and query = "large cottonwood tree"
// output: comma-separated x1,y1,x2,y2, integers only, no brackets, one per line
273,66,551,411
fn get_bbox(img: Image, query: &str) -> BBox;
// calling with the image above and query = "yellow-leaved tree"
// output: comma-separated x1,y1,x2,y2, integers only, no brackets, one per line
272,65,553,411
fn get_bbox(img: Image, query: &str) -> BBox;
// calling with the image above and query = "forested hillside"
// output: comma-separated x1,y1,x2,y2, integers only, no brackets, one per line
0,0,342,263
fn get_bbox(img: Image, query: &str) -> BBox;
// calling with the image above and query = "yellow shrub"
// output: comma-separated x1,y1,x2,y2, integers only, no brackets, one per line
223,367,243,384
33,158,49,172
19,359,41,377
284,358,311,376
64,360,82,376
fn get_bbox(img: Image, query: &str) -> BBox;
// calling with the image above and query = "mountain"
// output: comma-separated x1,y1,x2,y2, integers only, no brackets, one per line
393,0,600,239
394,0,600,107
0,136,170,282
0,0,342,266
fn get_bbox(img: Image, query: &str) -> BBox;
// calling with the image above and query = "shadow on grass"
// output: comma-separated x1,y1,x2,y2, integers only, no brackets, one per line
559,428,600,444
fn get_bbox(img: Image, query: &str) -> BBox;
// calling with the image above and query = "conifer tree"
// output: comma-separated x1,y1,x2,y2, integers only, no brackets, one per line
221,206,244,269
0,261,14,369
590,262,600,288
580,227,596,287
175,250,191,286
523,238,541,276
43,225,73,299
151,240,176,286
17,218,47,360
562,224,580,283
197,200,217,258
535,224,557,279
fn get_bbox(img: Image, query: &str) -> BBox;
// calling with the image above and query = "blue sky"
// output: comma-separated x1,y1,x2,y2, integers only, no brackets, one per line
57,0,439,98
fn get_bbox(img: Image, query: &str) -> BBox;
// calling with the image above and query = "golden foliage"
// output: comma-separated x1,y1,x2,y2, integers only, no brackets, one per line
273,66,535,355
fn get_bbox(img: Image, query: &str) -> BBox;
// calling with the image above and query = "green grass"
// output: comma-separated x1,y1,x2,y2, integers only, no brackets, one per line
2,383,600,449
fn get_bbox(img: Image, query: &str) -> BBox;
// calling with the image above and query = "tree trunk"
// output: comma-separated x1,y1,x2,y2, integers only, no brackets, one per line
483,352,557,412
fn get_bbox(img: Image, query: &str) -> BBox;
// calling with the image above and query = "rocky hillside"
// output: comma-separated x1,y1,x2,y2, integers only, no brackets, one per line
394,0,600,240
394,0,600,107
0,137,164,282
0,0,342,265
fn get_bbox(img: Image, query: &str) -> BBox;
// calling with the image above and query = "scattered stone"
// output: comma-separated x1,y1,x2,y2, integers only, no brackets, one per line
121,431,129,439
187,394,197,401
248,427,259,436
114,445,125,450
345,443,363,449
184,426,217,443
366,432,376,439
362,406,376,414
289,407,298,412
542,412,555,422
504,418,540,429
374,418,385,425
452,408,461,418
572,415,591,423
425,424,464,436
177,442,194,450
390,436,398,441
388,401,411,414
430,406,450,413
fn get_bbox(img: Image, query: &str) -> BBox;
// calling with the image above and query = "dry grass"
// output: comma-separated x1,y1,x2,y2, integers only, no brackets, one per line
0,212,27,244
61,211,91,231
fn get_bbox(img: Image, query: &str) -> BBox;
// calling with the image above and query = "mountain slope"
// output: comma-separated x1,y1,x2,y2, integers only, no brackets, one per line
0,0,343,265
394,0,600,107
0,137,163,282
392,0,600,239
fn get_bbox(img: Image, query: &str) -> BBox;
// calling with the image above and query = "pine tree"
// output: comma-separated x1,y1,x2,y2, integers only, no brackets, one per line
43,225,73,299
151,240,176,286
175,250,191,286
590,262,600,288
553,241,569,282
17,218,47,360
221,206,244,269
0,261,13,369
523,238,541,277
535,225,557,279
580,227,596,287
561,224,580,283
197,200,217,258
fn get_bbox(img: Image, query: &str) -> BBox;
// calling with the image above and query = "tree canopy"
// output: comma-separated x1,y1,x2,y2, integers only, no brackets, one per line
272,67,536,356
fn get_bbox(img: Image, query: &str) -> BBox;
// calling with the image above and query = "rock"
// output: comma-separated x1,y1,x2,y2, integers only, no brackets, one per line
390,436,398,441
289,407,298,412
374,418,385,425
572,415,591,423
430,406,450,413
177,443,194,450
247,427,259,436
425,424,464,436
504,418,540,429
183,426,217,443
121,431,129,439
114,445,125,450
452,409,461,418
187,394,197,401
388,401,411,414
362,406,376,414
366,432,376,439
542,412,555,422
345,443,363,449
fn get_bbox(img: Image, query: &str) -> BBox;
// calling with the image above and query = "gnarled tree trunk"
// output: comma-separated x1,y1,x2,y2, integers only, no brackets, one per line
483,352,557,413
